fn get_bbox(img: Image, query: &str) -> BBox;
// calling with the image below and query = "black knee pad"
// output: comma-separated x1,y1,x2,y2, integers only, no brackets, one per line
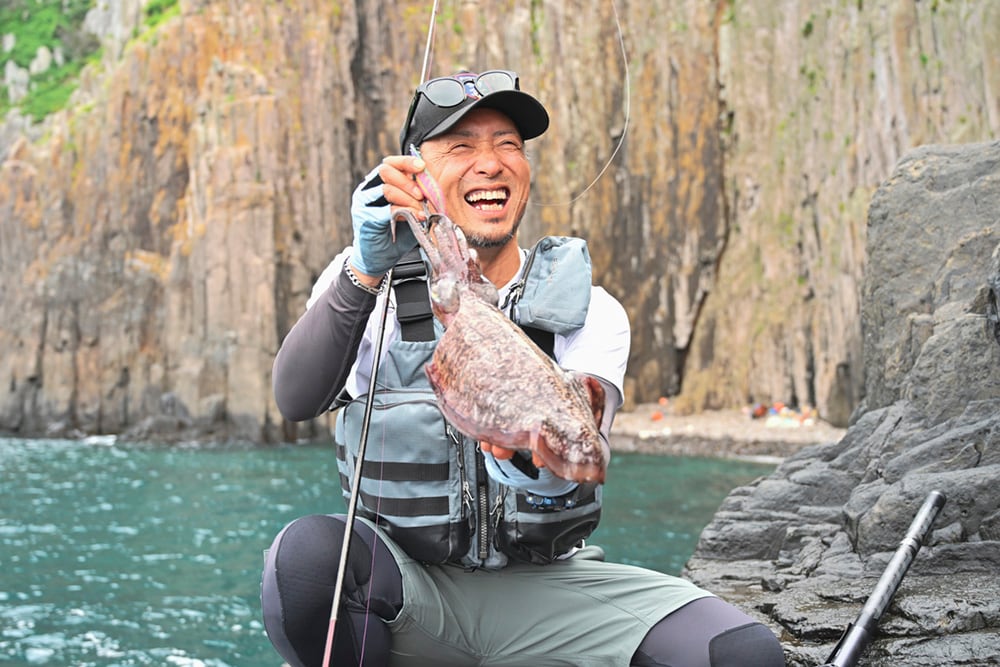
709,622,785,667
261,515,402,667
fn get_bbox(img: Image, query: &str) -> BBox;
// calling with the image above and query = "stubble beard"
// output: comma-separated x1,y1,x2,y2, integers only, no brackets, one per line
464,216,522,249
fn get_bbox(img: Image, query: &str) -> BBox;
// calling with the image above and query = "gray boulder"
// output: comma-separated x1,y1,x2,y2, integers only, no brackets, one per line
685,141,1000,667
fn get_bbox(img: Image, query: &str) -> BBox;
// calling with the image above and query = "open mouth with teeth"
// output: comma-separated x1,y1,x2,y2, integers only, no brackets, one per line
465,188,509,212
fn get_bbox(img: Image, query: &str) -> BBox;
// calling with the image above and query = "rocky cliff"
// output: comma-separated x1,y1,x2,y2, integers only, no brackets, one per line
686,141,1000,665
1,0,998,440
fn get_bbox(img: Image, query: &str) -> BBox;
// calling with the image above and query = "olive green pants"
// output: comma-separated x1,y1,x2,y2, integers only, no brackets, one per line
379,531,712,667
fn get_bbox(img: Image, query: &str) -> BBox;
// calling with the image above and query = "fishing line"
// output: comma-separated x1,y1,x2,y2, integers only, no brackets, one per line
418,0,440,83
322,2,442,663
320,281,395,667
531,0,630,208
446,0,631,210
358,427,390,665
324,0,629,662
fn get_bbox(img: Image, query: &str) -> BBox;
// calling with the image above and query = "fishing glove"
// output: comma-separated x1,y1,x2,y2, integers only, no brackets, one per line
350,165,418,276
483,452,579,497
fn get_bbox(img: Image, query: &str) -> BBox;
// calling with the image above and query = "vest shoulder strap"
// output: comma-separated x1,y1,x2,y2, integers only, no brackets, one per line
392,248,435,342
519,325,555,359
391,249,555,357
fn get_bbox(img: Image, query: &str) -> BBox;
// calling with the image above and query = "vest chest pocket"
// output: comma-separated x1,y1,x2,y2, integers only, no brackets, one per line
497,484,603,564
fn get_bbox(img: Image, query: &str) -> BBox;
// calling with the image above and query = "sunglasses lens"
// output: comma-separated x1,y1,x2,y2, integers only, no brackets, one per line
475,71,517,95
402,70,527,151
422,78,467,107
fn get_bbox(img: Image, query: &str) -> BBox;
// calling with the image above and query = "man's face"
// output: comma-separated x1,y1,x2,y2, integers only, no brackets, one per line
418,108,531,249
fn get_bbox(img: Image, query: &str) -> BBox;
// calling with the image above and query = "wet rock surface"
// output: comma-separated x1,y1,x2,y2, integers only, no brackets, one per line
683,142,1000,666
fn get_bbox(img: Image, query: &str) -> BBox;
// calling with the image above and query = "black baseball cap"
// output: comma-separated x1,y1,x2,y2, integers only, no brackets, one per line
399,70,549,154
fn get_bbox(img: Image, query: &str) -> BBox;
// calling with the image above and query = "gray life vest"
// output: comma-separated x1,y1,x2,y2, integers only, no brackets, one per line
334,236,602,568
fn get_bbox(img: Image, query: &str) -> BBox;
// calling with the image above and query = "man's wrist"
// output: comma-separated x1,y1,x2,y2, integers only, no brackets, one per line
345,259,385,295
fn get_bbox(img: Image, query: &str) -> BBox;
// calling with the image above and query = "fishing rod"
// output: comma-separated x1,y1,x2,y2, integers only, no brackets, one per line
320,2,442,665
820,490,946,667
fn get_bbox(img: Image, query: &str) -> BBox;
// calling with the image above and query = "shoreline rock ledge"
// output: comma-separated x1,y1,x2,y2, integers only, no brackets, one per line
684,141,1000,667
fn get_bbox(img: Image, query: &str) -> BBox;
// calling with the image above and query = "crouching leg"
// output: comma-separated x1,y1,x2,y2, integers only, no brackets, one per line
261,514,403,667
631,596,785,667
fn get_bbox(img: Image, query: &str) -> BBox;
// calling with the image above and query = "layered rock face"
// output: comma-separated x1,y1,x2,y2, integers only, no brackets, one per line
1,1,999,439
685,141,1000,666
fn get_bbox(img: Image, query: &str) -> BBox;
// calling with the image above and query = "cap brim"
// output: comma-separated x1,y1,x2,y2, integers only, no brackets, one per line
418,90,550,148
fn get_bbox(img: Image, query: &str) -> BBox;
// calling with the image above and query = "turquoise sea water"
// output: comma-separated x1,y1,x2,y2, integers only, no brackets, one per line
0,437,773,666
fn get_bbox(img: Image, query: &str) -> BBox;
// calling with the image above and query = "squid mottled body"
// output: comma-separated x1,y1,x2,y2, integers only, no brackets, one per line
393,210,608,484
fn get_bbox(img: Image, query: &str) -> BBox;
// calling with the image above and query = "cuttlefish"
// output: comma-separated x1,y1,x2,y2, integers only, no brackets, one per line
393,209,609,484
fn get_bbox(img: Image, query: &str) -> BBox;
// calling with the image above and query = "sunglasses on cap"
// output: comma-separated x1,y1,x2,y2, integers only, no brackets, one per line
416,70,520,107
401,70,521,147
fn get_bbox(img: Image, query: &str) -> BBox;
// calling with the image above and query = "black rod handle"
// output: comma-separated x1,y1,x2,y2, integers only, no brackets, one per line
821,490,946,667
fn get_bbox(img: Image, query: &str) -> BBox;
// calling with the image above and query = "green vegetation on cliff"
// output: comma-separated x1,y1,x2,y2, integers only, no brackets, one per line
0,0,179,122
143,0,181,30
0,0,98,121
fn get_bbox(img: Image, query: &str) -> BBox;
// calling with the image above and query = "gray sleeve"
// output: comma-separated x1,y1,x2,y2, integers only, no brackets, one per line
272,266,379,421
